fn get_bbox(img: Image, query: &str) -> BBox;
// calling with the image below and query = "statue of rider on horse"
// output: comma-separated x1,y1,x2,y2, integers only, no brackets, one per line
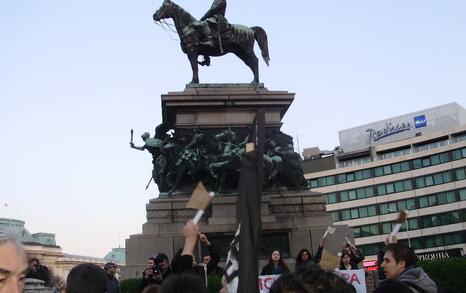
193,0,231,51
153,0,270,84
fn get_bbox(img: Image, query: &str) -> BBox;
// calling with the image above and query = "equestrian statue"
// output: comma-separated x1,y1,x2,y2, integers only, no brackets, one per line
153,0,270,84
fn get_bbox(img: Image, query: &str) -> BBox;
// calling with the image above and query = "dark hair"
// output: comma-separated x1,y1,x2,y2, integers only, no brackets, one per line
142,284,161,293
28,257,40,265
160,272,208,293
384,243,417,267
265,249,290,272
270,264,356,293
340,252,351,266
373,279,413,293
155,253,169,263
296,249,312,268
66,263,107,293
269,272,310,293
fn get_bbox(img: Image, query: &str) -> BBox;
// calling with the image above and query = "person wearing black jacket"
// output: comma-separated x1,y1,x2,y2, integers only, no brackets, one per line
154,253,172,280
162,220,208,293
199,233,223,276
341,242,364,268
26,258,51,287
104,262,120,293
138,257,163,292
260,249,290,276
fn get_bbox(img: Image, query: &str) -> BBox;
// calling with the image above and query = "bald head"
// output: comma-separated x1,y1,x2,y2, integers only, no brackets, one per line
0,230,28,293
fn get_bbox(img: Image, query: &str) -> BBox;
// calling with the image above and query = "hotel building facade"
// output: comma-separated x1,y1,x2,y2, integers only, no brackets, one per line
303,102,466,257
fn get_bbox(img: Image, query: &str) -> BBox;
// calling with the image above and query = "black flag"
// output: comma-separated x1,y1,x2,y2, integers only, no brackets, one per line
237,109,265,293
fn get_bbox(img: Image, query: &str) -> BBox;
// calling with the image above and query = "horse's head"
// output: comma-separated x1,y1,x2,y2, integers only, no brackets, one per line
153,0,174,21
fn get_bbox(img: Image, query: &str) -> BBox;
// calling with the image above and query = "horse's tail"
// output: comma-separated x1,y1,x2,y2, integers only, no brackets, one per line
251,26,270,66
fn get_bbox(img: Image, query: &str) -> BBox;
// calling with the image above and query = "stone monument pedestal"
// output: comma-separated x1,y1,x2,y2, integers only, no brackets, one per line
162,83,294,131
123,84,342,279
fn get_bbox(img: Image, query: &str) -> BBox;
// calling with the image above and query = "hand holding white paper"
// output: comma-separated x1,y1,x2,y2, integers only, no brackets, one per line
192,191,215,224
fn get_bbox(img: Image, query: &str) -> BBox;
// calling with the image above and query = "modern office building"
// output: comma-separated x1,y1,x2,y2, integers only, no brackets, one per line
303,102,466,257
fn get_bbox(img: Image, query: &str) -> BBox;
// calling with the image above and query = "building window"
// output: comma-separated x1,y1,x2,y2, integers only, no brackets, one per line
330,211,340,222
337,174,346,184
421,211,462,228
375,167,384,177
415,171,454,188
342,210,351,221
397,199,415,211
340,205,377,220
460,189,466,201
377,185,387,195
451,147,466,160
456,168,466,180
360,225,379,237
359,243,384,256
326,193,338,204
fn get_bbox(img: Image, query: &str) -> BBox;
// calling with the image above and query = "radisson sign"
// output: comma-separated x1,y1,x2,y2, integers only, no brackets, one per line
366,121,413,143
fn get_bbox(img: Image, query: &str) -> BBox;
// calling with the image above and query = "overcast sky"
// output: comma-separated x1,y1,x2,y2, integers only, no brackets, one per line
1,0,465,258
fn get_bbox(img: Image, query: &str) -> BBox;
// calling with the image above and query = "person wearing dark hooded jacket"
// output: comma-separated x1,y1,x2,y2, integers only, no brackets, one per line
379,243,437,293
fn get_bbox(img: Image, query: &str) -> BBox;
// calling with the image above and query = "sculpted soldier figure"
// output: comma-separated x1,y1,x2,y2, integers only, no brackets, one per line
197,0,229,48
130,132,168,191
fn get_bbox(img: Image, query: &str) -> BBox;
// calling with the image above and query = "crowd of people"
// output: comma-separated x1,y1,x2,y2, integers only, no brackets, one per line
0,222,439,293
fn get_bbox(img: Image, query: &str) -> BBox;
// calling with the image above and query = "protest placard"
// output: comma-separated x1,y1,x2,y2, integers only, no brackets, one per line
258,274,280,293
334,269,366,293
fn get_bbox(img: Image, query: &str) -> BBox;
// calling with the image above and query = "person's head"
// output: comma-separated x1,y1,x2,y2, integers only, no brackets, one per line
146,257,156,269
269,272,309,293
65,263,107,293
296,249,311,264
340,253,351,266
141,132,150,141
202,254,211,265
381,243,417,280
271,249,281,264
373,279,413,293
104,262,116,276
28,257,40,272
142,284,161,293
341,244,353,255
0,230,27,293
155,253,170,272
267,249,290,272
160,272,208,293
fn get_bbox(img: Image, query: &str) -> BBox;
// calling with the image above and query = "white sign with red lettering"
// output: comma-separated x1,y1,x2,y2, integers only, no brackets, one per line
258,274,280,293
257,270,366,293
334,269,366,293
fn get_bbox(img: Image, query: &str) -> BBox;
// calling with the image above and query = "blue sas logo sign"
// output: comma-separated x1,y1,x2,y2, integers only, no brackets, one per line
414,115,427,128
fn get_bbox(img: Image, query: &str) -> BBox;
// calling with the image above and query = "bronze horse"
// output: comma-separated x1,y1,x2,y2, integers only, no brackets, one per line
153,0,270,84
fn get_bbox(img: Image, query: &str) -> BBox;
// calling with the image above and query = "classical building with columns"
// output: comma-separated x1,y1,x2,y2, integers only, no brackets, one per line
0,217,124,280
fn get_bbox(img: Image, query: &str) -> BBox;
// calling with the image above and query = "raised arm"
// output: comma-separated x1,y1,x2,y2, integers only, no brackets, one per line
130,142,145,151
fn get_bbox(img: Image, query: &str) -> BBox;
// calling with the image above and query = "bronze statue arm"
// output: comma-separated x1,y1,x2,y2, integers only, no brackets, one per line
130,143,145,151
